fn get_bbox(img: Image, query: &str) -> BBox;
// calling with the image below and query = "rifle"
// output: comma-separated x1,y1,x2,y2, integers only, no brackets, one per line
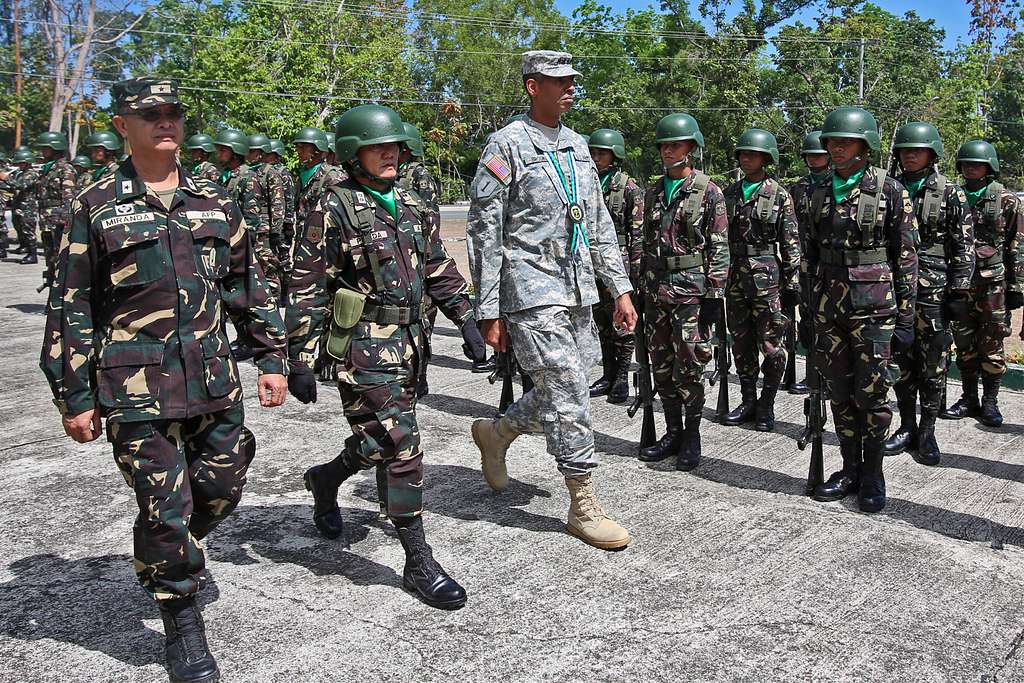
797,286,826,495
627,295,656,450
780,305,797,391
488,346,516,416
709,299,731,423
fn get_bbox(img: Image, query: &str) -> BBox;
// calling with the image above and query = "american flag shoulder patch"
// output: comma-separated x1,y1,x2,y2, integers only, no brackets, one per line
483,155,512,185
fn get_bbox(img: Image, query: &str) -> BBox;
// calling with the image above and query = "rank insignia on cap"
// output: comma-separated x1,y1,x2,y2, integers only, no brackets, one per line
484,154,512,185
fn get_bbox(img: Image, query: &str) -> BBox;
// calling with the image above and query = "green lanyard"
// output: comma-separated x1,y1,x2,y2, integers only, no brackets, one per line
546,150,589,253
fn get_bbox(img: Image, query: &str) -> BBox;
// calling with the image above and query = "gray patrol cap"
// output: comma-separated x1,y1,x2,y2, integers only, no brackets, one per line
522,50,582,78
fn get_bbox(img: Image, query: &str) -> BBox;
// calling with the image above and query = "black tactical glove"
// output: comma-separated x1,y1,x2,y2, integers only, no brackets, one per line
891,324,915,354
698,298,723,328
461,319,487,362
780,289,801,310
1007,291,1024,311
287,363,317,404
946,290,971,322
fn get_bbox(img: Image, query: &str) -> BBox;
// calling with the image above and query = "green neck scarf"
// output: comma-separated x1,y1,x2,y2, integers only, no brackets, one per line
832,167,866,203
41,160,55,174
965,182,989,207
361,183,398,220
600,169,615,193
741,178,764,202
664,176,685,205
92,166,106,181
299,162,322,188
220,168,233,185
809,172,829,184
904,177,927,198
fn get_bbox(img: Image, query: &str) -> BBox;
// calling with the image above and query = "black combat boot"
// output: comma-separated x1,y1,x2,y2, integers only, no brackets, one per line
723,378,757,426
395,516,467,610
858,443,887,513
639,400,683,462
754,384,779,432
980,374,1004,427
813,438,861,502
883,384,918,455
789,374,810,396
416,373,429,399
940,373,980,420
303,446,359,539
676,408,702,471
19,252,37,264
914,412,941,466
607,348,631,405
589,340,614,397
158,597,220,683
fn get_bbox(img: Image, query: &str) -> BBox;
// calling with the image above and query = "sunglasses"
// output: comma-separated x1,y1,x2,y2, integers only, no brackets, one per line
126,106,185,123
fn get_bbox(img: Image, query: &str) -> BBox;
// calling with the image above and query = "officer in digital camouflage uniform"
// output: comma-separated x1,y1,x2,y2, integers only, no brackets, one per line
265,138,296,301
882,122,974,465
635,113,729,471
286,104,485,610
719,129,801,432
788,130,831,396
34,131,78,285
84,130,123,185
39,77,288,683
806,106,918,513
184,133,220,183
246,133,285,300
942,140,1024,427
585,128,644,405
468,51,637,551
0,146,40,259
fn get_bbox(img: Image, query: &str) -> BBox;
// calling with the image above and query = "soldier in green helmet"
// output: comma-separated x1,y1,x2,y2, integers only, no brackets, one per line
324,131,337,165
184,133,219,182
788,130,832,395
33,131,78,282
246,132,285,300
70,154,93,194
719,128,801,432
586,127,644,404
880,122,974,465
636,113,729,471
84,130,122,186
0,146,40,259
285,104,486,609
805,106,918,513
941,140,1024,427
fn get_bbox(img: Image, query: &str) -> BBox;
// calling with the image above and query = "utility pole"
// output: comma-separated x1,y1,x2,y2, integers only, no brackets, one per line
13,0,23,145
858,38,865,104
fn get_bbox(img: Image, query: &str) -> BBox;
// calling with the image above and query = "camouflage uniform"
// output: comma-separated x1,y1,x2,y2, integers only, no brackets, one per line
789,172,830,350
722,177,801,394
467,116,632,477
37,156,78,281
39,159,288,600
271,161,297,272
252,161,286,298
221,162,276,284
591,168,644,399
10,166,40,254
192,159,220,183
286,178,474,518
643,172,730,427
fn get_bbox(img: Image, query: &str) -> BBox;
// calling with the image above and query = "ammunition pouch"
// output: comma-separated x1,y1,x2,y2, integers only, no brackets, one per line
326,288,366,360
730,243,776,258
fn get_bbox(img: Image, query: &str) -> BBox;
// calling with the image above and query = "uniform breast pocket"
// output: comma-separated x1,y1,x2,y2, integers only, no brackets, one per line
97,341,164,409
847,264,895,314
191,220,232,280
101,222,165,288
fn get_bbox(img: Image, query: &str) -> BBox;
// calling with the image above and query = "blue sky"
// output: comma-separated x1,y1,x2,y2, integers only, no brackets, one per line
553,0,974,50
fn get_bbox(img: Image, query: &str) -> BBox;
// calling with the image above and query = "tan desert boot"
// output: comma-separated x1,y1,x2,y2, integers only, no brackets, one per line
565,475,630,550
471,417,519,491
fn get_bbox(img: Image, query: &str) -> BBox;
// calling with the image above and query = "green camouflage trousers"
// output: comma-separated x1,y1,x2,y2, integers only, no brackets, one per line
893,302,953,413
593,281,635,368
726,266,788,385
950,278,1009,377
108,403,254,601
647,299,712,411
12,213,35,252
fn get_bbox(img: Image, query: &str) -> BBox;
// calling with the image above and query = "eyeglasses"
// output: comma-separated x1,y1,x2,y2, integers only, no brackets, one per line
126,107,184,123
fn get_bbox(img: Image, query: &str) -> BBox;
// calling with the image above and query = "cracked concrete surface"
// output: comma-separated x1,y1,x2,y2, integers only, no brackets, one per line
2,252,1024,683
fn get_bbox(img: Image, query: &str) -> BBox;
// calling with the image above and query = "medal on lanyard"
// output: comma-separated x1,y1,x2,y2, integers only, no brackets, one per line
547,151,589,260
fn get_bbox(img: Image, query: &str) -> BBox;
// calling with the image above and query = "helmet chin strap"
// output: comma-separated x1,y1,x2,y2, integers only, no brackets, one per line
663,156,691,173
832,154,865,172
350,158,396,186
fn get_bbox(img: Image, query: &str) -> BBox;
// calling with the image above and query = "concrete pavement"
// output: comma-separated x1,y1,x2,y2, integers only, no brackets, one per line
2,255,1024,682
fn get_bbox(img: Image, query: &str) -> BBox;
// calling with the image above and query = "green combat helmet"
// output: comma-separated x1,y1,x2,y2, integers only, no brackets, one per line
956,139,1000,177
801,130,827,156
324,132,336,153
588,128,626,161
214,129,250,157
12,146,34,163
819,106,881,151
402,123,425,158
34,131,69,151
892,121,944,160
292,127,330,152
734,128,779,165
269,139,286,157
85,130,123,152
184,133,216,153
654,113,705,148
334,104,409,164
71,154,94,170
247,133,272,152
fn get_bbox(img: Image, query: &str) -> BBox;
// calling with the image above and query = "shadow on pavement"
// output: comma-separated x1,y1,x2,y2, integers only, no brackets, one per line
6,303,46,316
938,450,1024,485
